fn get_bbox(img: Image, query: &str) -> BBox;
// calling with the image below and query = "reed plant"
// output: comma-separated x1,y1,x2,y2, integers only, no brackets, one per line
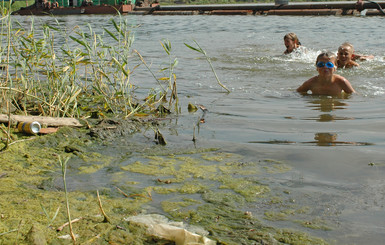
0,11,182,150
1,1,14,150
185,40,230,93
58,155,76,244
0,12,180,124
160,38,180,114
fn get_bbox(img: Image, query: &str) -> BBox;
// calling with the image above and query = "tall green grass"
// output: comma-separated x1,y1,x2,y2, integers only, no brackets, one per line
0,8,181,149
0,11,178,120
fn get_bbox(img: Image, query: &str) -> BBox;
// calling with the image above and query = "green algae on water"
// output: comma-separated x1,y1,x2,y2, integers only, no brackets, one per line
297,217,333,231
0,125,329,244
201,151,243,162
0,127,152,244
161,199,203,223
217,175,270,201
264,209,295,221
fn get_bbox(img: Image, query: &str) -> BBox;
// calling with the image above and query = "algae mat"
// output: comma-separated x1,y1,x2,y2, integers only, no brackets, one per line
0,124,328,244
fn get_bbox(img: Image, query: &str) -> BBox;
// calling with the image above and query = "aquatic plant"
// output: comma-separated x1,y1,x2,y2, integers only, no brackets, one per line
0,11,181,147
59,155,76,243
0,3,13,151
40,202,60,227
160,38,179,114
185,39,230,93
4,16,179,117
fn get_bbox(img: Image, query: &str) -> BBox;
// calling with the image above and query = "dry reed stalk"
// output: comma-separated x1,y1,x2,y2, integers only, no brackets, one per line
96,190,111,223
59,156,76,244
115,186,129,198
56,217,83,232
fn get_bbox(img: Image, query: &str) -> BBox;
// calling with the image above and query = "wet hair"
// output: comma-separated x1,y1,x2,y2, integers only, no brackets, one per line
284,32,302,45
338,42,354,53
316,52,337,65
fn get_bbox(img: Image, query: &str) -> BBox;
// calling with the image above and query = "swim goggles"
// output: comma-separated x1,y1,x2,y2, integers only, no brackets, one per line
316,61,335,68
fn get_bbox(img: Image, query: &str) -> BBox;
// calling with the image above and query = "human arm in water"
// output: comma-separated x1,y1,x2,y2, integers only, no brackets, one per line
352,53,374,61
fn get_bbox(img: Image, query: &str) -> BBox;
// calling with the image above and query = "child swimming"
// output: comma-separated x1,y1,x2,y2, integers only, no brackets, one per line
337,42,374,69
337,42,359,69
283,32,306,55
297,52,355,96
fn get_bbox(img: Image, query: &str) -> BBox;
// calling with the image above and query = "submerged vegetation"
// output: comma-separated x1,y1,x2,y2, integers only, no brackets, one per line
0,6,330,245
0,126,330,244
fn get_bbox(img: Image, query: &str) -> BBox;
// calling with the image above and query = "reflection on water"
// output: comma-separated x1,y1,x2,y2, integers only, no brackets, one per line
247,93,372,145
304,132,373,146
303,96,355,121
248,139,296,144
304,113,354,122
311,132,337,146
248,132,372,146
307,97,349,112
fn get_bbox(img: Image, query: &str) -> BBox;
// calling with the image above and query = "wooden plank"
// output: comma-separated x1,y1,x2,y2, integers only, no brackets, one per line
39,128,59,134
0,114,82,127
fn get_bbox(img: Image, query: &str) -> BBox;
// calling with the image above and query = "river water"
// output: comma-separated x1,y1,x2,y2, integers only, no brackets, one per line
14,14,385,244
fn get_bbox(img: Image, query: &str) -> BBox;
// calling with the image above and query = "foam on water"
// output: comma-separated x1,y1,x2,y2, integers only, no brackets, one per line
282,48,321,63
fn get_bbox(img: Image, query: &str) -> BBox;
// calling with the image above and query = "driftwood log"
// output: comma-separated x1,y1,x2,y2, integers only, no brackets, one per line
0,114,82,127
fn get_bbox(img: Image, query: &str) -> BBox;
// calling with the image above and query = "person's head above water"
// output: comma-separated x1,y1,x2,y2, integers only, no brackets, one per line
316,51,337,68
296,51,355,96
283,32,301,54
338,42,354,52
337,42,359,68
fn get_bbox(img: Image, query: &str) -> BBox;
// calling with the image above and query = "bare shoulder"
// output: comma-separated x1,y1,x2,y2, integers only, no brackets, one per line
304,75,318,84
334,74,349,82
297,76,317,93
334,74,355,93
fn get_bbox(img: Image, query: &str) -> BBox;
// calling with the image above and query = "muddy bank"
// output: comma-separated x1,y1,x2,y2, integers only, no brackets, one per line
0,119,328,244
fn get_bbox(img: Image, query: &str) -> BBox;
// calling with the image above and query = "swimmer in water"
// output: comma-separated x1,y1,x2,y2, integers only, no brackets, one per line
337,42,359,69
337,42,374,69
283,32,306,54
297,52,355,96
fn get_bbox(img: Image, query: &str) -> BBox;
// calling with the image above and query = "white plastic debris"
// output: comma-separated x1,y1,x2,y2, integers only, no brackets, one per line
124,214,216,245
58,234,78,240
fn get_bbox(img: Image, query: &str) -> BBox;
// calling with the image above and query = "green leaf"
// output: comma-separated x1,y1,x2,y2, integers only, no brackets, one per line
184,43,203,54
112,57,129,77
61,48,71,57
172,58,178,67
104,28,118,42
44,24,59,31
69,36,89,49
161,41,170,55
112,19,124,37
